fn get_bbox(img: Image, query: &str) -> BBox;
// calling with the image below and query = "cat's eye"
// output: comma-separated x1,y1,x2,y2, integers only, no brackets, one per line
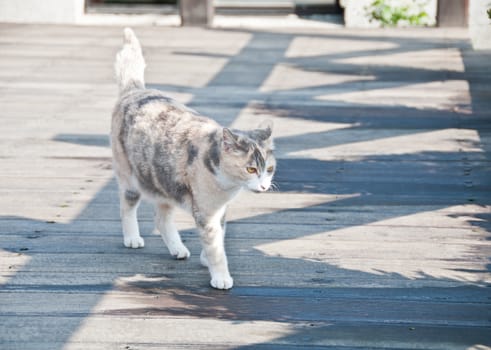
246,167,257,174
267,166,274,173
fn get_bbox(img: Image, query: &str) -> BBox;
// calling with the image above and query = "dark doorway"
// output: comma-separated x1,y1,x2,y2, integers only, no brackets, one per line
86,0,342,16
86,0,178,14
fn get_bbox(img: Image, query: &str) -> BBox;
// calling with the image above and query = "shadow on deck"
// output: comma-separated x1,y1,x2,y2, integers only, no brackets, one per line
1,26,490,349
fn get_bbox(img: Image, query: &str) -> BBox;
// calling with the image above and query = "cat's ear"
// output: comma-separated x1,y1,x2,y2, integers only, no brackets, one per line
257,119,273,141
222,128,244,153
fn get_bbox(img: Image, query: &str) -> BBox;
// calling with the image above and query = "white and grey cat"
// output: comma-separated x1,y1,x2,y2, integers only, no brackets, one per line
111,28,276,289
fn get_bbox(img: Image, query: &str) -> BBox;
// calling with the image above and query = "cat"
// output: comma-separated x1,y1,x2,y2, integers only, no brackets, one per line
111,28,276,290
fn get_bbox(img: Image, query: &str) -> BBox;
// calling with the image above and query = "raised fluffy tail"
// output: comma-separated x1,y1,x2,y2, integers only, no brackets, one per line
115,28,146,94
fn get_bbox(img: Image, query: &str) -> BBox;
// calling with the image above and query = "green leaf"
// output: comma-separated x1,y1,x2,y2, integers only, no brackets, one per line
368,0,431,27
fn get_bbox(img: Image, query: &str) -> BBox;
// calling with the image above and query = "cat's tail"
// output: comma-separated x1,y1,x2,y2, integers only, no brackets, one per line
115,28,146,94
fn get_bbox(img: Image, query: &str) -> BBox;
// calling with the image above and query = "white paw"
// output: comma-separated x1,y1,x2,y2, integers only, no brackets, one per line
200,250,209,267
169,245,191,260
210,274,234,290
124,235,145,248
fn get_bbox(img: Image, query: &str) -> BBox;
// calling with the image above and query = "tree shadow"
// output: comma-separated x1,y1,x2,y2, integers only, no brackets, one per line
1,27,490,349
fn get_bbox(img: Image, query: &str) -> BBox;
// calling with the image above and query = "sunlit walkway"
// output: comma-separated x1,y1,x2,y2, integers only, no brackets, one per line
0,23,490,349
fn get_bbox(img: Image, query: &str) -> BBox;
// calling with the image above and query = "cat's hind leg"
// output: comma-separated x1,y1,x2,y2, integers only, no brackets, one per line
119,187,145,248
155,203,190,260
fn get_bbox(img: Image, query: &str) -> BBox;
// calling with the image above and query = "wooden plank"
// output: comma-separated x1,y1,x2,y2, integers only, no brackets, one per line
1,290,489,326
2,281,489,303
0,271,484,289
1,250,489,277
1,203,489,232
2,159,489,184
1,316,490,349
1,223,487,242
1,205,489,231
3,250,488,272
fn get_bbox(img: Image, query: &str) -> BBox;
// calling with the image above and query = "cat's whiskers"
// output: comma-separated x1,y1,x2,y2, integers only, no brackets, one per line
269,182,280,192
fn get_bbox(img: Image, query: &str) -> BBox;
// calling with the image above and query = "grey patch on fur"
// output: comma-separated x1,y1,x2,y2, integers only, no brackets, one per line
203,132,220,174
128,130,163,196
192,207,207,229
124,189,141,207
157,105,178,123
224,128,251,153
171,182,190,203
238,140,252,153
193,214,216,245
251,145,266,172
203,156,215,174
137,169,160,196
118,120,134,160
233,132,252,153
121,93,171,117
247,128,272,144
161,110,180,132
153,142,190,203
137,95,172,109
187,143,199,165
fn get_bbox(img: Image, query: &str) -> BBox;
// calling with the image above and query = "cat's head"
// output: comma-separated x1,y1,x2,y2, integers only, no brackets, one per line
220,122,276,193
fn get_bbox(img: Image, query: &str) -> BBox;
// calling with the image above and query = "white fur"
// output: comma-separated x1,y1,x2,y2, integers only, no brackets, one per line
155,203,190,259
114,28,146,93
198,206,234,289
247,172,274,192
120,190,144,248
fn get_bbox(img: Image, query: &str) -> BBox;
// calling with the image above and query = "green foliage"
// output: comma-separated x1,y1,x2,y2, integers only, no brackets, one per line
487,8,491,19
367,0,430,27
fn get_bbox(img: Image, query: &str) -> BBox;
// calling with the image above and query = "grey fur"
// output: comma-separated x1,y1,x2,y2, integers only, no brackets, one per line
246,127,272,144
250,145,266,172
224,128,251,153
124,189,141,207
203,133,221,175
137,94,171,109
187,143,199,165
192,208,208,230
153,142,190,203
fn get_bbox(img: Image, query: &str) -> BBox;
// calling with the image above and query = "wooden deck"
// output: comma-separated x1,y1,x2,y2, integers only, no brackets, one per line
0,23,490,349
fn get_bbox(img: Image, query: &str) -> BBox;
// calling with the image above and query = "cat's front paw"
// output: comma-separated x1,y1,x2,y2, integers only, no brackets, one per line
170,245,191,260
124,235,145,248
210,274,234,290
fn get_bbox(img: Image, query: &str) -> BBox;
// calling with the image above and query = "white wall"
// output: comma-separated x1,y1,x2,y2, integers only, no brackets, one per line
0,0,85,24
469,0,491,49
